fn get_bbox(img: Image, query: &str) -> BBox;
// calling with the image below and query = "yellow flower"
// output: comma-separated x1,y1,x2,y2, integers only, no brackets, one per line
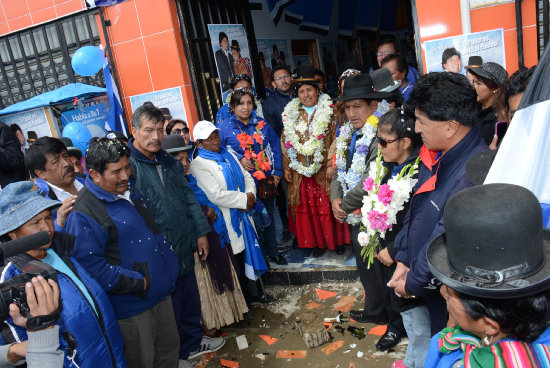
366,115,379,128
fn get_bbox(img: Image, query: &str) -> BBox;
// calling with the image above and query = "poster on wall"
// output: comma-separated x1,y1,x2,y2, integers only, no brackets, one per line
423,29,505,74
207,24,254,98
257,38,293,91
129,87,187,123
60,102,109,137
1,108,56,143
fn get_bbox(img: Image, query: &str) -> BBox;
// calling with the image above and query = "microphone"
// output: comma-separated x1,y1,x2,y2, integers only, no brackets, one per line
0,232,51,261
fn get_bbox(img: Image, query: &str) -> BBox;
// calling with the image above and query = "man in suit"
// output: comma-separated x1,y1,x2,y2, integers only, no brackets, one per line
214,32,234,92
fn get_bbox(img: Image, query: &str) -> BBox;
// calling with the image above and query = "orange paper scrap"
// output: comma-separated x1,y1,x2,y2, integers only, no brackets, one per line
315,288,337,300
333,295,357,312
220,359,239,368
321,340,345,355
306,301,321,309
259,335,278,345
195,352,216,368
323,322,333,329
276,350,307,359
368,325,388,336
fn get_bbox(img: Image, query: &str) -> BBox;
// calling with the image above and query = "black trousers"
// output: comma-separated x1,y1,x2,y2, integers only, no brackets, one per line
351,225,405,335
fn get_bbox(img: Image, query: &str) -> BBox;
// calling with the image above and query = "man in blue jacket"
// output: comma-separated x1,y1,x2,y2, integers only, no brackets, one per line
65,138,180,367
387,72,488,367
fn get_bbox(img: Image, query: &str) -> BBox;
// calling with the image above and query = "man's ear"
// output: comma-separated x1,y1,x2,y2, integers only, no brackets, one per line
88,169,101,184
34,169,47,181
447,120,461,138
370,100,379,110
6,231,17,241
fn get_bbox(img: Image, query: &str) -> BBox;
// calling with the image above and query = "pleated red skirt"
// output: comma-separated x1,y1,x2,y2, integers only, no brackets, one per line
288,176,350,250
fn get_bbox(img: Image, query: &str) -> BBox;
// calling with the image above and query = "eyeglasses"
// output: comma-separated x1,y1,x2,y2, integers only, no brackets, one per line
376,50,394,57
376,136,401,148
274,74,291,81
172,128,189,135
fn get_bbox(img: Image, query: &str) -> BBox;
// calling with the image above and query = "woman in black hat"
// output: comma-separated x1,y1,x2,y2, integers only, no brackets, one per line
281,64,347,257
424,184,550,367
467,62,509,145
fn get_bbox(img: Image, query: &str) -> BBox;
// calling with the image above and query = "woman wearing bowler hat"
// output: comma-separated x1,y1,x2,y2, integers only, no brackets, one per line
424,183,550,367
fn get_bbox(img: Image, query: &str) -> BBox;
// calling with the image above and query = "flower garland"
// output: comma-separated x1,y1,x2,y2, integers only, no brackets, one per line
357,149,421,267
335,115,379,224
225,92,263,118
282,94,333,177
236,119,272,180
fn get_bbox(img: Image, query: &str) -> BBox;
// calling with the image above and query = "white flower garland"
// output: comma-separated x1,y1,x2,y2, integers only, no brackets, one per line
282,94,333,177
335,116,378,224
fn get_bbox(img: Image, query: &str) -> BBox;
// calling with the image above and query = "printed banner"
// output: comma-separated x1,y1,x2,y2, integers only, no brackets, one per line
1,108,55,144
423,29,505,74
60,103,109,137
129,87,187,123
207,24,254,96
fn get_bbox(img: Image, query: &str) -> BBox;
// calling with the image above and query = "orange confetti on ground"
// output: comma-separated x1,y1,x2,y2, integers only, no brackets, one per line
306,302,321,309
220,359,239,368
349,363,356,368
350,318,357,323
315,288,337,300
323,322,333,329
368,325,388,336
195,352,216,368
276,350,307,359
333,295,357,312
321,340,345,355
259,335,278,345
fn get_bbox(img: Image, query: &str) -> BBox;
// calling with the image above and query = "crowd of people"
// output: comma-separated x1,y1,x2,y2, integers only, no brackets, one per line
0,35,547,368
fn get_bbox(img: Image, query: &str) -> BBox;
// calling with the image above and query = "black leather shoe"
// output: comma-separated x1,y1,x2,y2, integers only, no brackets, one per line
335,245,345,255
349,310,387,324
271,255,288,265
292,238,299,249
312,248,326,257
375,331,402,351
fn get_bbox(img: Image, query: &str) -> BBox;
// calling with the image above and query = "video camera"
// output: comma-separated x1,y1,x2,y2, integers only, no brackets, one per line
0,231,57,321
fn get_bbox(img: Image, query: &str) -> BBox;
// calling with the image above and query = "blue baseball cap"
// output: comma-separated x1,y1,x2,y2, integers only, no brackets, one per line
0,181,61,236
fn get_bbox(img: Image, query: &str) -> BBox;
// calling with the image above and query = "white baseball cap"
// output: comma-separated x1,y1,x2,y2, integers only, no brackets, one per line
192,120,220,141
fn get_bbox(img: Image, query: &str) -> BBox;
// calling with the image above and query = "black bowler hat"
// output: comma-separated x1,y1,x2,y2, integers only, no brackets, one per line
292,65,320,84
335,74,391,101
427,184,550,299
465,55,483,69
161,134,192,154
370,68,401,93
465,150,497,185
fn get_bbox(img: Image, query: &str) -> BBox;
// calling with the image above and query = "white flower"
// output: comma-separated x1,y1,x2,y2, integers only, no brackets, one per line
357,231,370,246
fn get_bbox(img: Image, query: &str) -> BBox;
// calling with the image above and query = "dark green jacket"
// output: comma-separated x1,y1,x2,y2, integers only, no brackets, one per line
128,138,210,276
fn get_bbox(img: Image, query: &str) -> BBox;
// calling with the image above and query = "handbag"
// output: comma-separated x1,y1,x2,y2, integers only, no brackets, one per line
258,175,277,200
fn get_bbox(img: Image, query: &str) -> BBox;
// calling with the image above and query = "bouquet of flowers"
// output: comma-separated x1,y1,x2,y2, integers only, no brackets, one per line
358,149,420,267
236,120,272,180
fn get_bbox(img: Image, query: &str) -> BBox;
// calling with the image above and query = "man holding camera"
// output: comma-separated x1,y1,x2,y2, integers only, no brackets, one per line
64,138,181,368
0,181,127,367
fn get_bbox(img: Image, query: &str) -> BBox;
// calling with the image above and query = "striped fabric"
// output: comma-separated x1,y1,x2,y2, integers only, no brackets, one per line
438,326,550,367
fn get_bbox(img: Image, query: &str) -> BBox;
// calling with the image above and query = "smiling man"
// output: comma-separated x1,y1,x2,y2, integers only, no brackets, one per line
128,102,224,362
25,137,84,229
65,137,180,367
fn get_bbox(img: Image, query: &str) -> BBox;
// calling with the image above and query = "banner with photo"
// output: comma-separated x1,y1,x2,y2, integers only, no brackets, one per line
207,24,254,98
60,102,109,137
129,87,187,123
423,29,505,74
1,108,57,144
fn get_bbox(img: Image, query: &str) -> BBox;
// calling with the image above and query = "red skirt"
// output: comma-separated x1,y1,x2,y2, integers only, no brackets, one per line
288,176,350,250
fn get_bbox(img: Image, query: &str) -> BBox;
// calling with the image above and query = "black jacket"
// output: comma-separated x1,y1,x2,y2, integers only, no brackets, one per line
262,88,292,137
0,122,27,188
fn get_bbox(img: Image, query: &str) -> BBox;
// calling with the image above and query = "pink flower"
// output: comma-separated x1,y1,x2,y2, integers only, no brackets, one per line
377,184,394,206
317,134,325,140
367,210,391,232
285,141,293,149
363,177,375,191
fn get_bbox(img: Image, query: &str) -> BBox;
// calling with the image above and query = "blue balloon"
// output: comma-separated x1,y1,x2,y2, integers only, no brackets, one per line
62,122,93,153
71,46,104,77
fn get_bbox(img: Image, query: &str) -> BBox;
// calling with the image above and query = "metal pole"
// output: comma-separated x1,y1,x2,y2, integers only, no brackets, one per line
460,0,471,34
515,0,524,69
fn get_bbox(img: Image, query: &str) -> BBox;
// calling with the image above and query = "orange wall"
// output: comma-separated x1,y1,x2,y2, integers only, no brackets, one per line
415,0,538,74
0,0,86,35
98,0,199,130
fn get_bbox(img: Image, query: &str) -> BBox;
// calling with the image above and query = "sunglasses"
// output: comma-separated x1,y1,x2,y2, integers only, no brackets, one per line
376,136,401,148
172,128,189,135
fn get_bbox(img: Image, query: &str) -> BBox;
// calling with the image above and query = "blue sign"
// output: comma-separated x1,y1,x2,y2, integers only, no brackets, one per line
61,103,109,137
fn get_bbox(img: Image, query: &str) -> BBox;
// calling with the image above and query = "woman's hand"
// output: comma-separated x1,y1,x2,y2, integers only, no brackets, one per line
326,166,335,181
240,157,255,171
273,175,281,187
197,235,209,261
377,247,394,267
283,169,292,183
331,199,347,221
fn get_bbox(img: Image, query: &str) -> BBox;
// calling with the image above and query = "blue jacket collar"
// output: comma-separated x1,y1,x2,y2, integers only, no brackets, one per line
84,176,129,203
272,88,292,99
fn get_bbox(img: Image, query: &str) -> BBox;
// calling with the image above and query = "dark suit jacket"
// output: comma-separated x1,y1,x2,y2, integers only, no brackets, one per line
215,48,234,92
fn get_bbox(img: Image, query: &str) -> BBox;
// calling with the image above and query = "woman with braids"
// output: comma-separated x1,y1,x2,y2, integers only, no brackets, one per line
423,183,550,368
